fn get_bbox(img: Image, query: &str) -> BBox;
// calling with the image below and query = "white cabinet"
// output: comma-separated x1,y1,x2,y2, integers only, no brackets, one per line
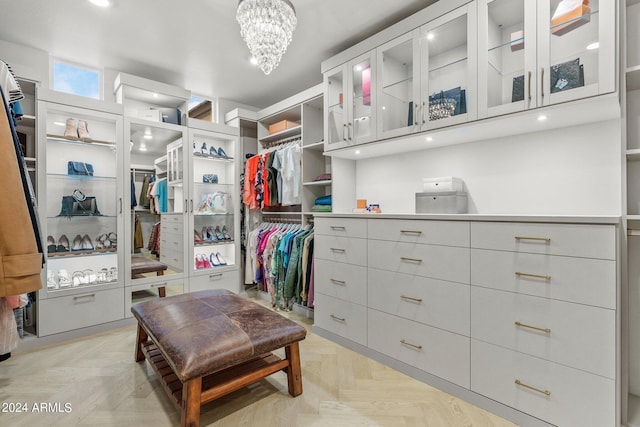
478,0,616,119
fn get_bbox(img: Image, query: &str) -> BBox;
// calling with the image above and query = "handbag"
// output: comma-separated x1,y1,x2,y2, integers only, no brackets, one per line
67,161,94,176
58,189,101,218
428,87,466,121
202,174,218,184
512,75,525,102
550,58,584,93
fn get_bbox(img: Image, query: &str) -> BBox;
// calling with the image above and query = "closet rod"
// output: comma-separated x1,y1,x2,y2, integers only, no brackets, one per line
628,229,640,236
261,135,301,149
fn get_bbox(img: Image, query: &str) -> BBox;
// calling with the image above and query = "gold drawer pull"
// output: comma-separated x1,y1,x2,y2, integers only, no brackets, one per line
400,295,423,303
73,293,96,303
330,226,346,231
400,339,423,350
400,230,422,236
515,379,551,396
515,321,551,334
330,248,346,253
515,272,551,280
330,278,346,286
400,257,422,264
515,236,551,243
330,314,345,322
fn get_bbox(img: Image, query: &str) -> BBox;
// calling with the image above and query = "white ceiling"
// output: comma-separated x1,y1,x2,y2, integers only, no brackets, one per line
0,0,439,109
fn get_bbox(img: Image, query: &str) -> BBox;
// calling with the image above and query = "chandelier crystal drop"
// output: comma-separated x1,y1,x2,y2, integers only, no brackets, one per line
236,0,297,75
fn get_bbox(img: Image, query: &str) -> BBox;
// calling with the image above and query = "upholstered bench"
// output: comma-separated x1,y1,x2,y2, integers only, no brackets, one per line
131,289,307,427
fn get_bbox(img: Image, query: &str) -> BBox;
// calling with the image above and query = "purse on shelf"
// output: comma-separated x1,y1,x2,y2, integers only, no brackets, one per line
202,174,218,184
58,189,102,218
67,161,94,176
428,87,466,121
550,58,584,93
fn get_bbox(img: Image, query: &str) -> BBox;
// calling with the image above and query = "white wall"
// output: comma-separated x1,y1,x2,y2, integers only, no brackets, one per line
355,118,622,215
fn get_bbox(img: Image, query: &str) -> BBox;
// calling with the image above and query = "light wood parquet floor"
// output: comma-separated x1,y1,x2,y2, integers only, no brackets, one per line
0,299,519,427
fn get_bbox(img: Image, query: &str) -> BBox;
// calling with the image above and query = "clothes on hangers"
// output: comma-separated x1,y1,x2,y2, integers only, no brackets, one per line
134,216,144,249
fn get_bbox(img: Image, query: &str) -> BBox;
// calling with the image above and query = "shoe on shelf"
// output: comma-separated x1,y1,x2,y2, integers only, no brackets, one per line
57,234,70,252
209,252,221,267
217,147,230,158
194,230,204,244
209,145,219,157
58,269,72,287
64,118,78,140
214,226,224,241
215,252,227,265
47,235,56,253
82,234,94,251
77,120,91,142
195,254,204,269
71,234,83,251
107,232,117,248
83,269,96,284
47,270,57,289
95,234,105,250
200,142,208,156
221,225,232,240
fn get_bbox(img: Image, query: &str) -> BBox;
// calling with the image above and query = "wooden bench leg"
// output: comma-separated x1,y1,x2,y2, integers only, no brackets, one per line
181,377,202,427
158,286,166,298
135,323,148,362
285,342,303,397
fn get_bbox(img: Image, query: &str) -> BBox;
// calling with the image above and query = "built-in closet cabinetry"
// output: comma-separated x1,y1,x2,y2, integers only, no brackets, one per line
323,0,616,158
36,91,125,336
313,215,618,427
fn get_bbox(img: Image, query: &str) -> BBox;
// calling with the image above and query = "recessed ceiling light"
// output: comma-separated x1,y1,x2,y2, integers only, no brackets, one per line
355,65,362,71
139,146,147,152
143,134,153,140
427,33,435,41
426,136,433,142
250,56,258,66
53,121,66,126
355,150,361,155
152,93,159,98
586,42,599,50
537,114,548,121
88,0,111,7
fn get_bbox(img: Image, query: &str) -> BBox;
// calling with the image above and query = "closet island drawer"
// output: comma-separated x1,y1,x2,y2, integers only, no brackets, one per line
190,269,240,293
471,286,615,379
368,268,469,336
315,218,366,239
314,293,367,346
368,240,469,284
471,340,615,427
368,309,470,388
38,287,124,336
315,259,367,304
471,248,616,309
470,222,616,259
367,219,469,247
315,235,367,266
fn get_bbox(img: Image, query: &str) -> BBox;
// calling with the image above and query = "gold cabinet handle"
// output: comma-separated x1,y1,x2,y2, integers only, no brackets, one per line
400,339,423,350
330,278,346,286
330,314,345,322
400,257,422,263
400,295,423,303
330,225,346,231
515,321,551,334
400,230,422,236
515,379,551,396
515,272,551,280
330,248,346,253
515,236,551,243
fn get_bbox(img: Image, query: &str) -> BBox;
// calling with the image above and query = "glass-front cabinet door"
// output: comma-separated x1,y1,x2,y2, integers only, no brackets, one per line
478,0,538,118
420,3,477,130
539,0,615,106
350,52,376,145
188,127,238,280
38,102,123,298
324,64,348,150
377,29,421,140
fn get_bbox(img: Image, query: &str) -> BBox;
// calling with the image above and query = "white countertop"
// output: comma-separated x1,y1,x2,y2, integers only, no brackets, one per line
312,213,622,225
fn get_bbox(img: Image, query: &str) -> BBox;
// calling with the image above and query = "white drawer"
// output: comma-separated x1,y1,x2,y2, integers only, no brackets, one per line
315,217,367,239
160,222,183,236
367,219,469,247
160,249,183,270
314,293,367,346
190,269,240,293
161,213,183,223
471,248,616,309
38,287,124,336
470,222,616,260
367,240,469,284
315,235,367,266
471,340,615,427
368,309,470,388
315,259,367,304
160,237,183,251
368,268,469,336
471,286,615,379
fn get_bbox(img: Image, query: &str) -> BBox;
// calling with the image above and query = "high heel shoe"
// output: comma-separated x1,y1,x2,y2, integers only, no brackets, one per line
221,225,232,240
215,252,227,265
217,147,230,158
194,230,204,244
58,269,72,287
208,226,219,241
200,142,208,155
64,118,78,140
47,270,57,289
209,252,221,267
71,234,84,251
214,226,225,241
209,145,218,157
81,234,94,251
57,234,70,252
47,236,56,253
77,120,92,142
107,232,117,248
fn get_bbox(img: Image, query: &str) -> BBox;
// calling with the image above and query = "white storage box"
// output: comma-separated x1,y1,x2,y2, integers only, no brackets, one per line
138,108,162,122
423,176,464,193
416,191,468,214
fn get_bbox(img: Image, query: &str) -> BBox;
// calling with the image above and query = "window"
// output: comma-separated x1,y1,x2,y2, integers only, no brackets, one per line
51,59,101,100
188,95,217,123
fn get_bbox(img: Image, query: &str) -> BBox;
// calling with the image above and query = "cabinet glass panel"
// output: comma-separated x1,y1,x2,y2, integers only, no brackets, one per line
129,122,184,280
380,37,415,134
486,0,526,109
191,132,235,273
326,67,346,146
352,58,374,142
548,0,599,95
426,14,468,122
44,110,119,293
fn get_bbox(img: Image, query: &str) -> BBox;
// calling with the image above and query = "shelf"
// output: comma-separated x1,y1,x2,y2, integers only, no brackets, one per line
628,215,640,221
193,212,233,217
193,182,233,187
549,9,599,32
627,149,640,161
17,115,36,127
628,65,640,91
48,214,116,219
47,134,116,146
488,36,525,53
47,248,118,258
303,180,332,187
259,125,302,144
24,157,36,163
303,140,325,151
261,211,302,215
192,153,234,162
429,56,468,74
47,173,117,181
195,240,235,247
382,76,414,92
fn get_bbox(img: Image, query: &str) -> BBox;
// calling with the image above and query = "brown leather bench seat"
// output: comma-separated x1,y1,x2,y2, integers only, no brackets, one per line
132,289,307,427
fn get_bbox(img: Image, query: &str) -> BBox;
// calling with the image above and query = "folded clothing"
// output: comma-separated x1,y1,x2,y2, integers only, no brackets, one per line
311,205,332,212
313,173,332,182
314,195,332,206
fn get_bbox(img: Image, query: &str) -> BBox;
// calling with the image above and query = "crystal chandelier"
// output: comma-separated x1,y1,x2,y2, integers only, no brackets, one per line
236,0,297,75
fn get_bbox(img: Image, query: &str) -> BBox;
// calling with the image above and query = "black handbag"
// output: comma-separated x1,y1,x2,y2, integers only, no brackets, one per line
58,189,101,218
550,58,584,93
67,161,94,176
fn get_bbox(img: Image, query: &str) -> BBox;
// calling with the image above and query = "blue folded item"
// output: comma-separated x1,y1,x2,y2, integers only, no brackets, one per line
314,195,332,206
